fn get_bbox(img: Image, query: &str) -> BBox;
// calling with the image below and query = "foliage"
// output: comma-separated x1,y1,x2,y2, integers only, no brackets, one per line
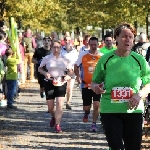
1,0,150,32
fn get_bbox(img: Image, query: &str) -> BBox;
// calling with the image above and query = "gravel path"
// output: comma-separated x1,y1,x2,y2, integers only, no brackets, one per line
0,82,108,150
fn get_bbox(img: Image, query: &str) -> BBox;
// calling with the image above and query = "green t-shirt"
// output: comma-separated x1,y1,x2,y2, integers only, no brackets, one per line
6,55,21,80
92,51,150,113
99,46,116,55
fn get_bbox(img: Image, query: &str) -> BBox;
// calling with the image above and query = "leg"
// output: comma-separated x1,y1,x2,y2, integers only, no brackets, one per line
123,113,143,150
92,101,100,123
92,92,101,123
82,88,92,122
101,113,124,150
66,78,75,109
6,80,17,107
28,53,34,80
54,83,67,132
21,61,25,84
38,73,45,98
24,53,29,81
55,97,64,125
47,99,55,117
44,80,55,123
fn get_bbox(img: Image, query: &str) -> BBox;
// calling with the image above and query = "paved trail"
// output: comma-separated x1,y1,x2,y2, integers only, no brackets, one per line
0,82,108,150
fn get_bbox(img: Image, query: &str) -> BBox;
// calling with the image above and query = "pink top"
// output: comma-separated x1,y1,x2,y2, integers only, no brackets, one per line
0,42,8,55
40,53,72,77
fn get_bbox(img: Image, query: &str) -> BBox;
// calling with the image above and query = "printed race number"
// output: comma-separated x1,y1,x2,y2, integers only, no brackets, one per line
111,87,133,103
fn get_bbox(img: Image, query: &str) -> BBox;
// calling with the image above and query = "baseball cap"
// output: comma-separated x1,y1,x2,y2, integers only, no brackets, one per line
43,36,51,40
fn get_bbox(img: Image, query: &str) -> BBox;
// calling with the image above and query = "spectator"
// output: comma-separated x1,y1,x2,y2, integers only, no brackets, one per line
23,27,36,82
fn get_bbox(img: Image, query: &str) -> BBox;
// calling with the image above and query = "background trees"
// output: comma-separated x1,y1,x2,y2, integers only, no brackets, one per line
1,0,150,32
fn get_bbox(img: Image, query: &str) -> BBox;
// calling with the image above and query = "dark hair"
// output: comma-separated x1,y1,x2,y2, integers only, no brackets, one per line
89,37,98,43
84,35,91,40
0,33,5,40
43,36,51,41
5,48,14,57
114,22,136,39
104,34,112,40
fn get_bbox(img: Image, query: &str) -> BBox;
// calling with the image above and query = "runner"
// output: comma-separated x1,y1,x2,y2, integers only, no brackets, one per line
38,40,73,133
61,36,78,110
91,22,150,150
99,34,116,54
74,37,103,132
32,37,51,98
79,35,90,55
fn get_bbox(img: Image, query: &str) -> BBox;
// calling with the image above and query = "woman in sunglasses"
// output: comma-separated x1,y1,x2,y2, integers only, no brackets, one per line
38,40,73,133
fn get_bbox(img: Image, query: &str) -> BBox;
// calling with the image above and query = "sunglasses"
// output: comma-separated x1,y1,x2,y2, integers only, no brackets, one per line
53,46,61,49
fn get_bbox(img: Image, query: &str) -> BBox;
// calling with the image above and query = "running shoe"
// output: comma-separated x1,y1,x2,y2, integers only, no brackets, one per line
66,104,72,110
83,113,89,122
50,117,55,127
55,124,62,133
90,123,97,132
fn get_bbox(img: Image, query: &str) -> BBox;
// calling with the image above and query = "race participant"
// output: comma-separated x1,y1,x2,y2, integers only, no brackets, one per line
74,37,103,132
38,40,73,133
61,36,78,110
32,37,51,98
79,35,90,55
99,34,116,54
91,22,150,150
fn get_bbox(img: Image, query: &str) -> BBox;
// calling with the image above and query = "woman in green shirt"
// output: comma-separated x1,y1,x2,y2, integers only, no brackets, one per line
91,23,150,150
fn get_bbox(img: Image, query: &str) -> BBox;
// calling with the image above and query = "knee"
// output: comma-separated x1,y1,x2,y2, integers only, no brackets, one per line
93,102,100,110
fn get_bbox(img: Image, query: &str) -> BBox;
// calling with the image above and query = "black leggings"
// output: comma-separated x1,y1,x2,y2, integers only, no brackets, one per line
101,113,143,150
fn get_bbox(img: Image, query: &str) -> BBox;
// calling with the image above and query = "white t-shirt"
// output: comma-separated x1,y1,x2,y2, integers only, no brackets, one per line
79,46,89,56
61,46,78,69
40,53,72,77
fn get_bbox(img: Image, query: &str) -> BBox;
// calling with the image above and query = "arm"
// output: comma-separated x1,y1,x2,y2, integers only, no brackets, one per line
38,56,51,79
129,58,150,109
91,58,105,94
32,37,36,49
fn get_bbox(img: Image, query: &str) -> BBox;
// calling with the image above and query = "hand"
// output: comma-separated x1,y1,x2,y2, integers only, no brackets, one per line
128,93,141,110
94,83,106,94
63,75,71,81
45,72,51,79
76,76,81,84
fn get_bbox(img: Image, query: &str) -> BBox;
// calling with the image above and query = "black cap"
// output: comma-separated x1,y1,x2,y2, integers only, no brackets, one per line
43,36,51,40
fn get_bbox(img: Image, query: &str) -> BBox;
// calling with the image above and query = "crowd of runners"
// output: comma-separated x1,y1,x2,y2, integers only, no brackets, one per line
0,22,150,150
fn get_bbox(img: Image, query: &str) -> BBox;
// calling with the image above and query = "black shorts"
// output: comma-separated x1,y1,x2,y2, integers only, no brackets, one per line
37,73,45,88
82,88,101,106
44,80,67,100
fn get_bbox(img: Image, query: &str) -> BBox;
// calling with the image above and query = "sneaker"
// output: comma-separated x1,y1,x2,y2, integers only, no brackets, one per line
83,113,89,122
66,104,72,110
50,117,55,127
7,105,17,109
55,124,62,133
40,92,45,98
90,123,97,132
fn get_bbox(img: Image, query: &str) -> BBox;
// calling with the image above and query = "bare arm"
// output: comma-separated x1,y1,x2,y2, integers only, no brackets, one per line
74,64,81,83
139,83,150,98
74,64,80,77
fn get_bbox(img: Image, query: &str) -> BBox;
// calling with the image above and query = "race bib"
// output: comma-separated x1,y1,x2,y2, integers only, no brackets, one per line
52,77,65,86
111,87,133,103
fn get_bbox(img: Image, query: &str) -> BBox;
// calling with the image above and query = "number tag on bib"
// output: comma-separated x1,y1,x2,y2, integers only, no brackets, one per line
111,87,133,103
